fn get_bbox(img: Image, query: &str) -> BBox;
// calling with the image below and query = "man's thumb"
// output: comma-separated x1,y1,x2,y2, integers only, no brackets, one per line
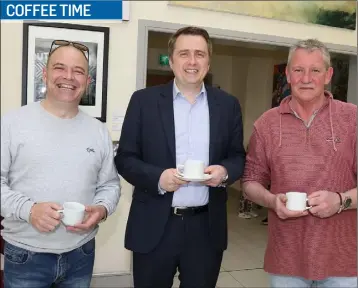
278,194,287,203
85,206,93,213
49,202,62,210
204,166,213,173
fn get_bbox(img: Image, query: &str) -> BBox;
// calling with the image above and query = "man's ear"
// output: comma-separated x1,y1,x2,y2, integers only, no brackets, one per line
169,57,173,70
285,65,291,84
324,67,334,85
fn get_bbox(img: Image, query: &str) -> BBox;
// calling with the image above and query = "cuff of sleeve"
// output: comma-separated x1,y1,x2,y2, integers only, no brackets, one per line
19,200,36,223
217,173,229,187
94,201,110,217
158,183,166,195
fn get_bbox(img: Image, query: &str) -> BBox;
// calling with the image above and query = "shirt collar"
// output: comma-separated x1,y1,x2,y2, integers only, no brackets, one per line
173,79,206,100
278,90,333,114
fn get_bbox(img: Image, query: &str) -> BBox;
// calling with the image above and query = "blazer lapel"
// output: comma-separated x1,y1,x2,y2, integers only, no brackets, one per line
158,81,176,163
206,86,221,164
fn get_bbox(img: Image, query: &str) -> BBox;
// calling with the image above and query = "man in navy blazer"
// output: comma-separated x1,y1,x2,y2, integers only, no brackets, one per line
115,26,246,288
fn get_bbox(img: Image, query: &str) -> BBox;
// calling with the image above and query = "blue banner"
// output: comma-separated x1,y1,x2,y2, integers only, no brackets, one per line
1,0,129,20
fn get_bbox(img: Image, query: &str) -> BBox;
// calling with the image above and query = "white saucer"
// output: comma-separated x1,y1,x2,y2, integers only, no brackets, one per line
174,173,212,182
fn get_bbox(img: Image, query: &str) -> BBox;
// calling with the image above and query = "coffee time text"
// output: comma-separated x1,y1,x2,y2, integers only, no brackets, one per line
6,3,92,17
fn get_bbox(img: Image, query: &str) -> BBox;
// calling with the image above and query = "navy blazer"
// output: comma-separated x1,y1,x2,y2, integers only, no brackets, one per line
115,81,246,253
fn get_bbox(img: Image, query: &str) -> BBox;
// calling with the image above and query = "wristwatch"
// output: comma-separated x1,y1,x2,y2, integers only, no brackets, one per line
337,193,352,214
218,174,228,187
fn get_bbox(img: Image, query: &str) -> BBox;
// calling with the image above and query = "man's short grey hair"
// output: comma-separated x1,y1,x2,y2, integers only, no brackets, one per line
287,39,331,69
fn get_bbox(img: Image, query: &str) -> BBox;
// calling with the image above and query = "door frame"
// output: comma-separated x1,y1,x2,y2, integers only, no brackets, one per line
136,19,357,91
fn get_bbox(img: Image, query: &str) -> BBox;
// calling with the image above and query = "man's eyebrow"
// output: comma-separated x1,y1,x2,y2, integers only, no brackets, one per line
52,62,65,67
177,49,207,54
73,66,86,73
177,49,189,53
52,62,86,73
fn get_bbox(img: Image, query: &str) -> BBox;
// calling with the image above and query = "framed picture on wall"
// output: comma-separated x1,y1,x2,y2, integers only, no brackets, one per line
271,63,291,108
22,22,110,122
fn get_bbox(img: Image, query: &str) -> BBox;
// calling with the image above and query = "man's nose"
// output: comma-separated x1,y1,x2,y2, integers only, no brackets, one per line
188,54,197,65
301,70,312,83
64,70,74,80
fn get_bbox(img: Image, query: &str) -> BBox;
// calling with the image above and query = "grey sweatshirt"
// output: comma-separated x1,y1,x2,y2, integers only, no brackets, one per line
1,102,121,253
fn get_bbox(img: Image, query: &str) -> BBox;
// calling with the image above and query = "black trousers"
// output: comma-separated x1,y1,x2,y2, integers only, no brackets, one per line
133,210,223,288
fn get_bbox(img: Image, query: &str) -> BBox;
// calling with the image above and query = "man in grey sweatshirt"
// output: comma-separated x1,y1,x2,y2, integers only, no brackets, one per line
1,40,121,288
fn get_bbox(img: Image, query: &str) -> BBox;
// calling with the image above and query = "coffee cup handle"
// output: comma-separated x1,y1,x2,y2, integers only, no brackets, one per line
57,210,65,218
305,199,312,210
176,164,184,176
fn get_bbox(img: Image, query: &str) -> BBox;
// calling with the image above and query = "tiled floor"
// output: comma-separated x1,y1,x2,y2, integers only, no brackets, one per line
91,188,270,287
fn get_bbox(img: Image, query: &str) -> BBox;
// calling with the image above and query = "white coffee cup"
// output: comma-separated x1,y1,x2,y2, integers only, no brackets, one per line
286,192,312,211
177,159,205,178
57,202,85,226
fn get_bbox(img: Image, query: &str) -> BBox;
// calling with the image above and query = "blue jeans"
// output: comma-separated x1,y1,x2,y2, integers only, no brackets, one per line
271,274,358,288
4,238,95,288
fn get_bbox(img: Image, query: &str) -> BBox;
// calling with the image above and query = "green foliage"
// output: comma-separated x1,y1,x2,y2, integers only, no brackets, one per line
315,8,356,30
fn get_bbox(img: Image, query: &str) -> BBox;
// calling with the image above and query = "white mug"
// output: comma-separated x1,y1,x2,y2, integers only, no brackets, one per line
286,192,312,211
177,159,205,178
58,202,85,226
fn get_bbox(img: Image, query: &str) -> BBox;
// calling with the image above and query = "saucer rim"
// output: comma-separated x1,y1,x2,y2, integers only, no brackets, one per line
175,173,212,181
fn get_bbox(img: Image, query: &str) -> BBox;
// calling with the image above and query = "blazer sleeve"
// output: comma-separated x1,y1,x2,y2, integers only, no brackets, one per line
220,97,246,185
114,91,165,195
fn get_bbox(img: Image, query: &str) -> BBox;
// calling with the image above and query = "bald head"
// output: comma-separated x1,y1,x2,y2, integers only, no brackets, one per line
43,44,91,105
47,45,89,72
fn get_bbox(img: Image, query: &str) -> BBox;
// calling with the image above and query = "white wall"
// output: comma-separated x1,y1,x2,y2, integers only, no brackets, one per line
231,57,250,118
242,57,275,147
210,54,234,94
1,1,356,275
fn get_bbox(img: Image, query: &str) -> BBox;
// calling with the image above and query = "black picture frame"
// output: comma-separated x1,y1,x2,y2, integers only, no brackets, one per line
22,21,110,122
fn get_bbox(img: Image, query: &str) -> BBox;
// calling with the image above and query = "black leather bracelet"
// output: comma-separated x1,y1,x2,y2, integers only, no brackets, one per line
336,192,343,214
336,192,343,205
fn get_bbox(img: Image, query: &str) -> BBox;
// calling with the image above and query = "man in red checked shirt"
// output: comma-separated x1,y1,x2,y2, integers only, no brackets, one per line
242,38,357,288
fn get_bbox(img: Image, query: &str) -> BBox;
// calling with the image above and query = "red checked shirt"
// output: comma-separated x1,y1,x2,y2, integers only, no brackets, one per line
242,92,357,280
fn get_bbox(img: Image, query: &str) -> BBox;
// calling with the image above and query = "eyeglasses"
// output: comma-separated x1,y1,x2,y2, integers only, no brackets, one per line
49,40,89,60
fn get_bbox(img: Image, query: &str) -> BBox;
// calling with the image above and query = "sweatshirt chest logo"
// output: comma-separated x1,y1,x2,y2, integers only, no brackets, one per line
86,147,95,153
326,136,341,143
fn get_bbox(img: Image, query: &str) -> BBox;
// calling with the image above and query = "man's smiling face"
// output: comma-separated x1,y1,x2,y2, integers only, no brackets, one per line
43,45,90,104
